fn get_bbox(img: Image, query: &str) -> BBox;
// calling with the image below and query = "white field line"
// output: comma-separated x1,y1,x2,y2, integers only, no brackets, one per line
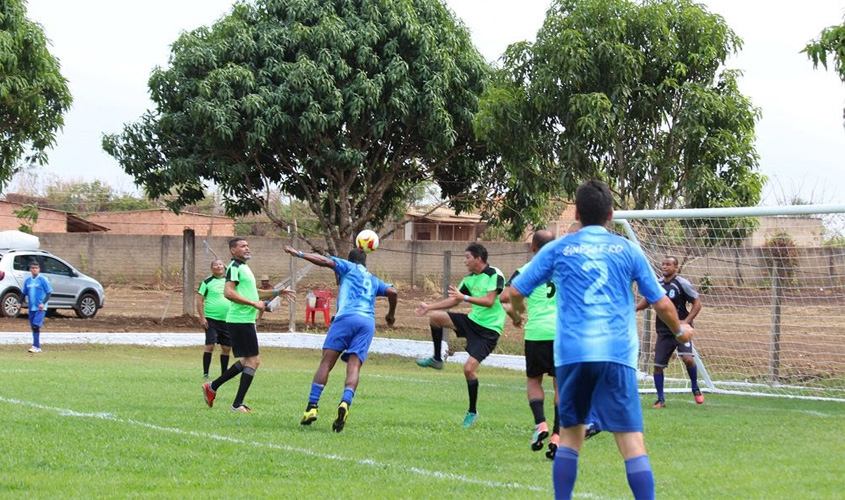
0,395,550,495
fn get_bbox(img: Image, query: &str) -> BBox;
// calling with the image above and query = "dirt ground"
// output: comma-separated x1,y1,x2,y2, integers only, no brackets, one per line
0,282,438,334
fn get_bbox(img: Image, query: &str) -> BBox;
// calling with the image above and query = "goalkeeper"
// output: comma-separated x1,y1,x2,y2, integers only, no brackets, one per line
636,256,704,407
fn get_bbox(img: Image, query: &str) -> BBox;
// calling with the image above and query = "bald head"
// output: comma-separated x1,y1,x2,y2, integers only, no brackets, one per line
531,229,555,253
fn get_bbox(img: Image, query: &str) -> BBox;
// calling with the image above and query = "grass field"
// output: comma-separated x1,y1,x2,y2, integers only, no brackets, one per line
0,344,843,499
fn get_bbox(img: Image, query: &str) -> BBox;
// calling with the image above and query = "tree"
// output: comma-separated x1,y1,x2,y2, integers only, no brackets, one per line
804,19,845,127
45,180,158,214
103,0,491,256
475,0,764,237
0,0,72,191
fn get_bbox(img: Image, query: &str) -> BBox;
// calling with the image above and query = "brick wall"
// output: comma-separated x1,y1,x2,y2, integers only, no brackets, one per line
85,210,234,236
37,233,532,288
37,232,845,289
0,201,68,233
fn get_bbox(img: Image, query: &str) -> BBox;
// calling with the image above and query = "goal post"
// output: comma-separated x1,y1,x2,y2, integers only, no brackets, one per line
613,204,845,402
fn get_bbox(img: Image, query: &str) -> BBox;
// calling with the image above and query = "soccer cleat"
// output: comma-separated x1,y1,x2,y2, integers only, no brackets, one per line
231,404,252,413
653,400,665,409
531,422,549,451
332,402,349,433
416,357,443,370
546,433,559,460
27,346,41,353
202,374,210,380
585,422,601,440
202,382,216,408
300,406,319,425
693,389,705,404
461,411,479,428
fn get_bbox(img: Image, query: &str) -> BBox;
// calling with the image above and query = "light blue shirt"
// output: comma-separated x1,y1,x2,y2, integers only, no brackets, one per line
331,257,390,319
23,275,52,312
511,225,665,369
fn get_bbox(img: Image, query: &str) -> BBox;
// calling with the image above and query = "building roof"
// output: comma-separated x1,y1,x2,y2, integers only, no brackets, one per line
405,206,482,224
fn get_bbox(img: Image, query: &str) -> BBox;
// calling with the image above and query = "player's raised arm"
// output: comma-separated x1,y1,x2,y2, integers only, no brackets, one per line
283,244,336,269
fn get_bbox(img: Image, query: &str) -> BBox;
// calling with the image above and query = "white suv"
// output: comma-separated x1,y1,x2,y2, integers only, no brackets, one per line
0,249,105,318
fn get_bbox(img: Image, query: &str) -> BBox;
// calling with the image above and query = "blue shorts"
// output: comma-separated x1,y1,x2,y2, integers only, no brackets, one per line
28,310,46,328
324,314,376,364
556,362,643,433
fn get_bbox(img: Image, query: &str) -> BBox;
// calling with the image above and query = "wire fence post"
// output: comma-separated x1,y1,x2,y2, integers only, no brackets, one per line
182,229,195,316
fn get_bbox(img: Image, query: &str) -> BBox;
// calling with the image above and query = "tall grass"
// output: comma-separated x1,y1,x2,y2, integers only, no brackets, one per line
0,345,842,499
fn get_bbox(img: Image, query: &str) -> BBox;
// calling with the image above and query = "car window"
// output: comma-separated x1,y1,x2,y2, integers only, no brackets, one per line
13,256,37,271
41,257,72,277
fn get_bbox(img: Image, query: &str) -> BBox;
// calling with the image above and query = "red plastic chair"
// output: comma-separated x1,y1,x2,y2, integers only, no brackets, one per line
305,290,333,326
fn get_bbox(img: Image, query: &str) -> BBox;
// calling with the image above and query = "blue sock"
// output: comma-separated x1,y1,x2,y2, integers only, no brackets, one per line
552,446,579,499
687,366,699,391
341,387,355,405
32,330,40,349
308,383,325,405
654,373,664,401
625,454,655,500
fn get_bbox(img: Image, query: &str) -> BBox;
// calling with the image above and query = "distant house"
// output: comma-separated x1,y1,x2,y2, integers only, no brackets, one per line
396,207,487,241
84,209,235,236
0,200,109,233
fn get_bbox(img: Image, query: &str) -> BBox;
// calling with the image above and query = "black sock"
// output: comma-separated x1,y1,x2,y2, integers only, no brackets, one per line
202,352,212,376
529,398,546,425
211,360,243,392
553,403,560,434
432,326,443,361
232,366,255,408
467,379,479,414
220,354,230,375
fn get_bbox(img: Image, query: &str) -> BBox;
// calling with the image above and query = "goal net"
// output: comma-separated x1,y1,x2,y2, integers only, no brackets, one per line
614,205,845,402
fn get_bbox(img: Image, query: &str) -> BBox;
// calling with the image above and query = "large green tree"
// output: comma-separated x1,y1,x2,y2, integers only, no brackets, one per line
475,0,764,236
804,18,845,125
103,0,491,255
0,0,72,191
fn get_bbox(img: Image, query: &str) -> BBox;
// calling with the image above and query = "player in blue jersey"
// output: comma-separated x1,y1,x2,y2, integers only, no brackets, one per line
508,180,693,500
284,244,398,432
23,261,52,353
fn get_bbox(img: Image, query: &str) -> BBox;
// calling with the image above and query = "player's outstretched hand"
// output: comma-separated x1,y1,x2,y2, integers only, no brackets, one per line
446,285,463,302
282,244,299,257
414,303,429,316
280,287,296,303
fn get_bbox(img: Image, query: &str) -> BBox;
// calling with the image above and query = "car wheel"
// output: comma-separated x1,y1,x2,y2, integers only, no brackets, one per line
75,292,99,319
1,291,22,318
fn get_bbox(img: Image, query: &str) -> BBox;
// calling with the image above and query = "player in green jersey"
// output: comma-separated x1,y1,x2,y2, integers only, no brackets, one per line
415,243,506,428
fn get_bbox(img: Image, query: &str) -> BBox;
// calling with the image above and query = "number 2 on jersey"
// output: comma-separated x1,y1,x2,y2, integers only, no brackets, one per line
581,261,610,304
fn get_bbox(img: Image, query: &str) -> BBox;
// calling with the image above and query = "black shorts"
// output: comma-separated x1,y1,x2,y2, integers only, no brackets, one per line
524,340,555,378
204,318,231,347
229,322,259,358
447,312,499,362
654,333,694,368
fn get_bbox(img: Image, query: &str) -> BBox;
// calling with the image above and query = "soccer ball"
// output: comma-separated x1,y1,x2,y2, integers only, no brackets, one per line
356,229,379,253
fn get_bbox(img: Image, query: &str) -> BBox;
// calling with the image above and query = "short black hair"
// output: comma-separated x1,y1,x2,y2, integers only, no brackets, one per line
465,243,488,263
348,248,367,265
29,260,39,268
532,230,554,250
228,237,247,249
575,180,614,226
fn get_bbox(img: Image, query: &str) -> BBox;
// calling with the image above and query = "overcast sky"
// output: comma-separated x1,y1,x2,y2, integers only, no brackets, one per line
20,0,845,206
